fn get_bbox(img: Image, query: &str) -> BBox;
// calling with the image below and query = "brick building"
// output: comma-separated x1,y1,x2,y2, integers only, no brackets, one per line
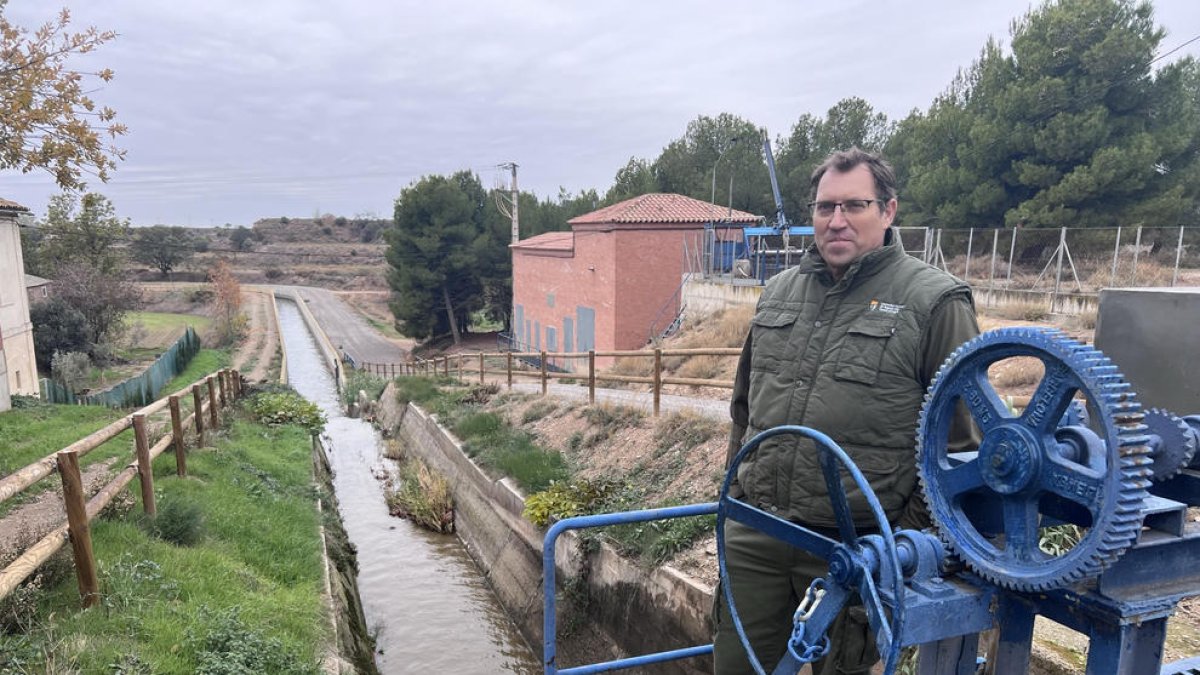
510,193,759,368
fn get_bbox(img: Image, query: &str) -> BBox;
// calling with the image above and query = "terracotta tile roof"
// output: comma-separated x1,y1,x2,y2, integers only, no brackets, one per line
511,231,574,252
0,198,30,212
568,193,760,225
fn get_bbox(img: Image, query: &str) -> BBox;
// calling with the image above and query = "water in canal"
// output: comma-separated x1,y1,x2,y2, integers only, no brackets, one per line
276,299,540,674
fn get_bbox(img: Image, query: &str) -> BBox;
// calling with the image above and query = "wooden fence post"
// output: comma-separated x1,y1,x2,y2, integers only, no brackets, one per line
458,355,463,380
506,352,513,389
588,350,596,405
169,395,187,477
443,357,449,377
540,351,548,395
217,369,227,407
132,414,156,516
479,353,485,384
57,450,99,608
192,384,205,446
207,377,219,429
653,348,662,417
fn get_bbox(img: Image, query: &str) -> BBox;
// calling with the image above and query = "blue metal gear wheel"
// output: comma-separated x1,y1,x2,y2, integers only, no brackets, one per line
917,327,1151,592
1144,408,1197,482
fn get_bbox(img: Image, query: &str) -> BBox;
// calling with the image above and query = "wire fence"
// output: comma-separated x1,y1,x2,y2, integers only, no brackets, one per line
41,327,202,407
689,225,1200,313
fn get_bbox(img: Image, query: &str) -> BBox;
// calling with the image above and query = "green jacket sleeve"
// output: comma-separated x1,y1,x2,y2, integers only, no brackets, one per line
726,331,752,469
901,292,981,530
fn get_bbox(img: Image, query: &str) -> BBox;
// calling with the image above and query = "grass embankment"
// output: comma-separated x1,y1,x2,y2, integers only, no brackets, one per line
0,401,137,518
0,391,332,673
386,377,717,566
162,349,230,395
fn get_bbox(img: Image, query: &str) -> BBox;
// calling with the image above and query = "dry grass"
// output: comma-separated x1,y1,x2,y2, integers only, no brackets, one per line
677,354,724,380
990,300,1050,322
610,356,653,378
988,356,1044,390
1085,258,1176,290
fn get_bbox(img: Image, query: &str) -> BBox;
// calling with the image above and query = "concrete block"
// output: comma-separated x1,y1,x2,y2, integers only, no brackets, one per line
1095,287,1200,414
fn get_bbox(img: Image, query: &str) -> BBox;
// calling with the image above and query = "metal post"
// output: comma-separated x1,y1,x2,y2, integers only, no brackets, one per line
588,350,596,404
57,450,99,608
1173,225,1184,287
1111,226,1122,288
1131,225,1143,285
1051,227,1066,314
1006,228,1018,289
540,351,548,395
653,348,662,417
507,352,513,389
987,229,999,308
133,414,156,516
964,227,974,281
169,395,186,477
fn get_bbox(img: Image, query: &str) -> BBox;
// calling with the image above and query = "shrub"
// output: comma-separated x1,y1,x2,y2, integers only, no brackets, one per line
521,400,558,424
30,297,90,370
246,391,326,433
582,404,644,448
654,410,722,452
142,497,206,546
188,606,318,675
385,459,454,533
523,478,622,526
51,350,91,393
342,370,387,406
393,376,441,407
264,268,284,280
454,411,504,440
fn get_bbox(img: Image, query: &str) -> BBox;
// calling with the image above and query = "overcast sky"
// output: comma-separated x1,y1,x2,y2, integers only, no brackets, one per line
3,1,1199,227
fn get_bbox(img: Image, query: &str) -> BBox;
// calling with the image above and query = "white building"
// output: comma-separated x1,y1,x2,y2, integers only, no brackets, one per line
0,198,40,410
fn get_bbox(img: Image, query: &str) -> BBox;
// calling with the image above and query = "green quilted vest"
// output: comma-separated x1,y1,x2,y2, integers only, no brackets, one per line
736,232,970,527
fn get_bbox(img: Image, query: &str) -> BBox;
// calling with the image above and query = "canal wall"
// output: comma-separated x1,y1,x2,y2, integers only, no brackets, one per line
374,383,713,673
312,434,379,674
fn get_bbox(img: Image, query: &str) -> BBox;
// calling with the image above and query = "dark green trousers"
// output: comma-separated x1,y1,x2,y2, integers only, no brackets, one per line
712,521,878,675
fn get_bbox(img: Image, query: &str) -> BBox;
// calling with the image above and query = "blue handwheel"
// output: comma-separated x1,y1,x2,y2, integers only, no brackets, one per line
717,425,905,675
917,327,1151,592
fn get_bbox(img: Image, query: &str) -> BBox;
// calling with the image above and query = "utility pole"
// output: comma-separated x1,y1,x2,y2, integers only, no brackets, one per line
497,162,519,244
495,162,520,349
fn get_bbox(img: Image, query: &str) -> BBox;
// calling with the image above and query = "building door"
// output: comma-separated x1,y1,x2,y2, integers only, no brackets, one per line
563,318,573,355
576,306,595,351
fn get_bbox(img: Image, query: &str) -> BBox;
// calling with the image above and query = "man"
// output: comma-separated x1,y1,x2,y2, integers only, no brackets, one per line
713,148,979,674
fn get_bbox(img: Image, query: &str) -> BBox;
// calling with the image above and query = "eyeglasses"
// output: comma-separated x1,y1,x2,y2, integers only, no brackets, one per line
807,199,884,219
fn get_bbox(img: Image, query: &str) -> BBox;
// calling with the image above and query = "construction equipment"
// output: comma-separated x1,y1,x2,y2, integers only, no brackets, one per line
543,326,1200,674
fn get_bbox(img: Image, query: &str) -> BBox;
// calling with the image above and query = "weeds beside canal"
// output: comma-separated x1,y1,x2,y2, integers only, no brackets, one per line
381,376,720,567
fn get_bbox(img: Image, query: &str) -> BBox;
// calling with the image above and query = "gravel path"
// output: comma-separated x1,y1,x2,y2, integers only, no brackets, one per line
508,381,729,420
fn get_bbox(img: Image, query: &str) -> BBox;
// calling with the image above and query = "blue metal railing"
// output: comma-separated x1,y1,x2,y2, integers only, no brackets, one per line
542,503,719,674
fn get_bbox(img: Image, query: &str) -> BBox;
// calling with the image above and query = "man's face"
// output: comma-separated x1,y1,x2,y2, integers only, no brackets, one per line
812,164,896,278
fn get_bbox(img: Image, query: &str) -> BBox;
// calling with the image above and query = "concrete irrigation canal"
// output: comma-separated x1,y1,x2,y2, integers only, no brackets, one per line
276,298,540,674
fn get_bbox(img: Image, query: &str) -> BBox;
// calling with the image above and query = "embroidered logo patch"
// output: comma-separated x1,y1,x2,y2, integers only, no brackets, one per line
868,300,903,314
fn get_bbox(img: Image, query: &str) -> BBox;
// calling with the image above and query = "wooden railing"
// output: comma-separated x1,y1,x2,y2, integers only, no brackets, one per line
0,369,244,607
355,348,740,416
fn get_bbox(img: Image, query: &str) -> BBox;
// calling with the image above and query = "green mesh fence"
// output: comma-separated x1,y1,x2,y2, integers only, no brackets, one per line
40,327,201,408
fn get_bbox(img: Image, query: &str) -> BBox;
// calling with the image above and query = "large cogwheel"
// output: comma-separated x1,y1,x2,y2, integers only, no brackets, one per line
917,327,1151,592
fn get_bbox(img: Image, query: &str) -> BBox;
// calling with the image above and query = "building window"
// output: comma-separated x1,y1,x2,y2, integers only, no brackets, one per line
546,293,555,308
15,371,20,390
546,326,557,352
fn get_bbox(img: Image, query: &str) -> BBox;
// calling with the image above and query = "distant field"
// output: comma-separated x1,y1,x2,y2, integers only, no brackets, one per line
127,311,212,349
